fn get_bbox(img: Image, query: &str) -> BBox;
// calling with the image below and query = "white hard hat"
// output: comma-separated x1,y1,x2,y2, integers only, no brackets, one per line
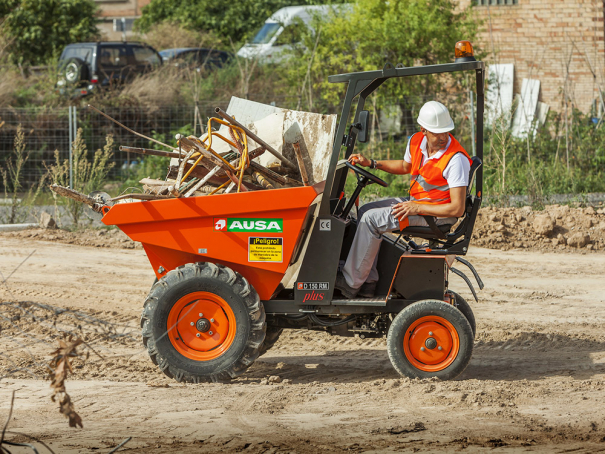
417,101,455,133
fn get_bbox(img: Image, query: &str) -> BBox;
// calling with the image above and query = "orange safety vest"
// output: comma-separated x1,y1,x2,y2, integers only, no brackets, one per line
408,132,471,205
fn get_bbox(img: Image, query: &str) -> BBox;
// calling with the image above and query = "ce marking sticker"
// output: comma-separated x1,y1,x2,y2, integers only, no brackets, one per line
319,219,331,231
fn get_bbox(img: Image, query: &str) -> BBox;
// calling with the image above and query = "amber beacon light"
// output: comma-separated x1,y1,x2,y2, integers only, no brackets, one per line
454,41,476,62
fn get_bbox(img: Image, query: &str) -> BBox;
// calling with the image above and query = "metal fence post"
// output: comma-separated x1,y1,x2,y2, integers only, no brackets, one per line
469,89,476,157
68,106,73,188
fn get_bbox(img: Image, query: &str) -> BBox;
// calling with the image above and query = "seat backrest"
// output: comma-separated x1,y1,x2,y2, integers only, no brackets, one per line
443,155,482,243
466,156,482,197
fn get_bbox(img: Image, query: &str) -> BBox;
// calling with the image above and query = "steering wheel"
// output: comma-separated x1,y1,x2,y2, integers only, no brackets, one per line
345,161,389,187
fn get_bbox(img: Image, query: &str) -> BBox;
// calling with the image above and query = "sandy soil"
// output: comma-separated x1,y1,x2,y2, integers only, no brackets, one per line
2,219,605,453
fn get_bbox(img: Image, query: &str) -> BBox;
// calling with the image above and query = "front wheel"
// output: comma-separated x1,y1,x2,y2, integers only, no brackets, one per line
387,300,473,380
141,262,266,383
259,324,283,357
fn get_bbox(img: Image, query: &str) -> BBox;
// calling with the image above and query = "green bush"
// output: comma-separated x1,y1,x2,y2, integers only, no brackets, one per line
0,0,99,66
135,0,342,45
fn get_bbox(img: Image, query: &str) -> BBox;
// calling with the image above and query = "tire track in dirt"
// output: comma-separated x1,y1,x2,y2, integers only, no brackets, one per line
3,233,605,452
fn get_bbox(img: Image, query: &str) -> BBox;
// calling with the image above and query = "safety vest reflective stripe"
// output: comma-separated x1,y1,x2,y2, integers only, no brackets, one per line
411,174,450,193
410,195,451,203
408,132,471,205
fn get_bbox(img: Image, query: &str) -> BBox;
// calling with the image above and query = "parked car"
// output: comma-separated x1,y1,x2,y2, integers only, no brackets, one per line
159,48,232,71
57,42,162,97
237,5,352,63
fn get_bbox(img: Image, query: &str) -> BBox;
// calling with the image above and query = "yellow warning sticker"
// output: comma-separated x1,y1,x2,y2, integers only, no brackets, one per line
248,237,283,263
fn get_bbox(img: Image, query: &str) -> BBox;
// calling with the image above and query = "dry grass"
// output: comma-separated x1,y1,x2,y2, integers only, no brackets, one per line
139,21,222,52
47,129,115,226
0,67,23,107
117,66,187,109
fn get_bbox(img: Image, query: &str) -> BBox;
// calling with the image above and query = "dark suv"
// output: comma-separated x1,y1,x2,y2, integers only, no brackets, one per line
57,42,162,97
159,48,232,71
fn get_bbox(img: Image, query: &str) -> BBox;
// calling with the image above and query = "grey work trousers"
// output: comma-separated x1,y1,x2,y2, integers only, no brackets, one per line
342,198,455,289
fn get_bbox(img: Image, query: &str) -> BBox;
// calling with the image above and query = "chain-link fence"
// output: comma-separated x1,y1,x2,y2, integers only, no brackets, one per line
0,102,231,190
0,91,477,191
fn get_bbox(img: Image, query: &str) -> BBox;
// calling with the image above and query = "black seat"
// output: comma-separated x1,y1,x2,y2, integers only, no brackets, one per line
392,156,482,255
397,223,453,237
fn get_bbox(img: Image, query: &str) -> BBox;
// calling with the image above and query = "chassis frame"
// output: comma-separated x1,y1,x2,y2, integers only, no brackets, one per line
264,59,485,324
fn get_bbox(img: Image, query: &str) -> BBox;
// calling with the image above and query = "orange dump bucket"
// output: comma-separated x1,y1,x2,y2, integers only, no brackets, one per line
102,186,321,300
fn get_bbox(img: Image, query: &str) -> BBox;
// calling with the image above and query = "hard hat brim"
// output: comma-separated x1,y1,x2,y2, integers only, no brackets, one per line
417,118,455,134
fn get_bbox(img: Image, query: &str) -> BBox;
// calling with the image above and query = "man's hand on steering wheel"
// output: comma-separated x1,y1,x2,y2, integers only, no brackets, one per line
344,160,389,187
348,154,371,167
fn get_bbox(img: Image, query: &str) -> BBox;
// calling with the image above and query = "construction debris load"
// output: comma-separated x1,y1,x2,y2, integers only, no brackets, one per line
51,98,337,205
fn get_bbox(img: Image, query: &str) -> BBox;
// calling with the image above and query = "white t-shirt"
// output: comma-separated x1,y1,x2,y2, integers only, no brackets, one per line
404,135,470,188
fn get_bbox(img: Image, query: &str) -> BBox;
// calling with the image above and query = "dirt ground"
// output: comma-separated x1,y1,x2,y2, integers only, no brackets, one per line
2,205,605,453
474,203,605,252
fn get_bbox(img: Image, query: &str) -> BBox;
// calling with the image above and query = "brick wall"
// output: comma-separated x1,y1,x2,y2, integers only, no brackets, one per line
461,0,605,113
94,0,152,41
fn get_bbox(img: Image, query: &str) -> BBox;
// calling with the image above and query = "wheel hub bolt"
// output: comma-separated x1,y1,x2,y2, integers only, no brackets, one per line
196,318,211,332
438,346,443,351
420,347,425,351
429,331,433,336
210,318,215,323
199,313,203,317
209,331,213,335
425,337,437,350
196,333,201,338
190,322,194,326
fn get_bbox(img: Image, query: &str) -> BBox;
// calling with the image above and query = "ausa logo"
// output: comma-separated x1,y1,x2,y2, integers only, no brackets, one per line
214,219,227,231
214,218,283,232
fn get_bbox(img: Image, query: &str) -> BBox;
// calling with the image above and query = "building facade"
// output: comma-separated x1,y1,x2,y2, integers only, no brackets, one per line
94,0,152,41
461,0,605,113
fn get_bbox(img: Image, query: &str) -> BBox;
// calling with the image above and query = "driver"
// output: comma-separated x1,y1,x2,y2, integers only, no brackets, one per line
335,101,472,299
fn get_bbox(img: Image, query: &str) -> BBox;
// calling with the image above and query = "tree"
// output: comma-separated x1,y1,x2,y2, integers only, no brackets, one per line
284,0,479,115
0,0,99,65
135,0,344,46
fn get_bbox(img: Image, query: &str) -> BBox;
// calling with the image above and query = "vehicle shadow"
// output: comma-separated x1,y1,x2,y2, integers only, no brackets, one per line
244,332,605,384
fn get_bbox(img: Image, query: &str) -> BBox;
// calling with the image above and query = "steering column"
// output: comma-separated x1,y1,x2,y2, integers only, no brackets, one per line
339,161,389,219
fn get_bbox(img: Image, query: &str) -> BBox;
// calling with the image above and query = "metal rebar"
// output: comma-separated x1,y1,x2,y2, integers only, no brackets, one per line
108,437,132,454
249,161,302,186
214,107,297,171
88,104,176,150
176,135,234,171
118,146,189,159
109,194,173,202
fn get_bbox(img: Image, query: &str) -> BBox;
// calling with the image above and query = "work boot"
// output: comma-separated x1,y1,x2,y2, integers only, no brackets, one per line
335,272,359,299
357,281,377,298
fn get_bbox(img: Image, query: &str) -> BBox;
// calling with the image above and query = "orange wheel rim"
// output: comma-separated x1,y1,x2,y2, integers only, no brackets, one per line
403,316,460,372
167,292,236,361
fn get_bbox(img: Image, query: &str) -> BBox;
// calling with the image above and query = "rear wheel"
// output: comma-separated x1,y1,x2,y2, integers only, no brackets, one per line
141,262,265,383
387,300,473,380
447,290,476,337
